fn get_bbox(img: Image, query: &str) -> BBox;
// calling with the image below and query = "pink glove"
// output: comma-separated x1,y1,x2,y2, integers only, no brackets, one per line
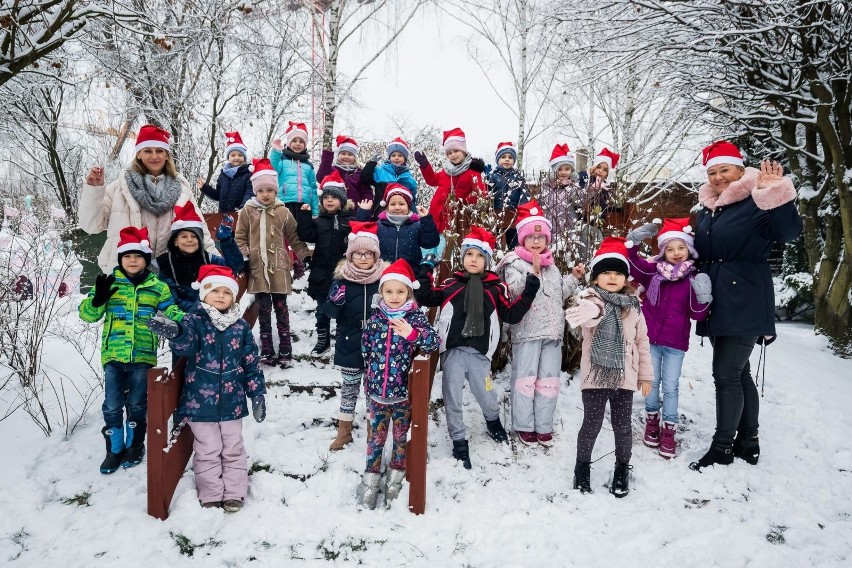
566,298,600,328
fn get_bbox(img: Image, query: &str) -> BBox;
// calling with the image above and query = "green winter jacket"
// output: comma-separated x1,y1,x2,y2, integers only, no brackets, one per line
79,268,184,366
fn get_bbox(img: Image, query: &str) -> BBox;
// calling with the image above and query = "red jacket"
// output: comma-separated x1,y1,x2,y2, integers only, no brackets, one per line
423,164,487,232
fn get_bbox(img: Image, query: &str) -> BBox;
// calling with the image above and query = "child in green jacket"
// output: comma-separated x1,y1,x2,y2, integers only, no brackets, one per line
79,226,184,474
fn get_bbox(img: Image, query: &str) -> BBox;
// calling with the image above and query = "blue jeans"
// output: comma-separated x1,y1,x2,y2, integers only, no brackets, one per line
644,344,685,424
102,362,151,428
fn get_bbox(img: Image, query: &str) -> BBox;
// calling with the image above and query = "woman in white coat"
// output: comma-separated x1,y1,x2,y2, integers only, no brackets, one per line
79,124,217,273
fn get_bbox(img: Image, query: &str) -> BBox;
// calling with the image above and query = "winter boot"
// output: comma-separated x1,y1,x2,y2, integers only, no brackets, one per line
121,420,146,468
359,472,382,510
573,461,593,494
643,411,660,447
311,328,331,357
278,342,293,369
689,446,734,471
658,421,677,459
609,461,632,498
485,417,508,443
329,420,353,451
452,439,472,470
222,499,243,513
100,425,125,474
537,432,554,447
259,332,276,366
384,468,406,506
517,431,538,446
733,434,760,465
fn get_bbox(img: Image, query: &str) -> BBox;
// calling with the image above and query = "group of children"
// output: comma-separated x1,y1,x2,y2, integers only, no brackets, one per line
81,122,715,512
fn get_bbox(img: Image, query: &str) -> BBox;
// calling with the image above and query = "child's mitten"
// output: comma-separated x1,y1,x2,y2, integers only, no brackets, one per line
413,151,430,168
147,312,181,339
252,395,266,423
625,222,660,247
690,273,713,304
91,273,118,307
565,298,601,328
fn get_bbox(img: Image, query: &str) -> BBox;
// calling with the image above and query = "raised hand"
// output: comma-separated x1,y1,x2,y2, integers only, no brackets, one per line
757,160,784,188
390,318,414,339
271,138,283,151
566,298,600,328
86,166,105,186
413,151,430,169
196,176,205,190
216,222,233,241
416,205,429,217
146,311,181,339
571,263,586,280
358,199,373,211
91,273,118,308
625,222,660,245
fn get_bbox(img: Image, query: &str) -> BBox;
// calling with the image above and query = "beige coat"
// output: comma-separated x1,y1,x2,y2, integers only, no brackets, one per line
78,169,217,273
235,200,309,294
576,288,653,392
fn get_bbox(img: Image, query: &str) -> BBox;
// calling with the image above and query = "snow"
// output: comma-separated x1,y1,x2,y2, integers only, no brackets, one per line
2,291,852,566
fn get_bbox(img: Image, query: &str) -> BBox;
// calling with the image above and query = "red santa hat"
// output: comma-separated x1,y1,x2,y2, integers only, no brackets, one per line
191,264,239,301
380,258,420,290
318,170,348,204
592,148,620,170
495,141,517,163
116,226,153,266
442,127,468,153
461,225,497,264
335,134,359,156
346,220,381,259
654,217,697,260
285,121,309,146
380,183,413,208
515,200,552,245
701,140,744,169
249,158,278,192
170,202,205,242
549,143,576,171
224,130,248,159
386,137,410,160
590,236,630,279
135,124,173,154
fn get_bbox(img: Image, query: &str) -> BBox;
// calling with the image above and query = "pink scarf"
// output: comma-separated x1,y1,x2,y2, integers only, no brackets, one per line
514,244,554,267
646,259,695,305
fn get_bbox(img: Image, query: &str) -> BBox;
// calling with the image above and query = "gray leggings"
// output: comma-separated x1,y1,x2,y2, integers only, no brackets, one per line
338,368,363,421
576,388,634,464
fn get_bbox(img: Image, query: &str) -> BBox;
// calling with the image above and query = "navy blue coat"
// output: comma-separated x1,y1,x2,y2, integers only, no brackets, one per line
694,188,801,337
487,166,529,209
321,264,382,369
200,164,253,213
355,209,439,268
296,206,354,299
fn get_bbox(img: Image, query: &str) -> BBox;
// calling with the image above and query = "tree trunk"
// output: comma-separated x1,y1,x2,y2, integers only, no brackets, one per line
321,1,342,150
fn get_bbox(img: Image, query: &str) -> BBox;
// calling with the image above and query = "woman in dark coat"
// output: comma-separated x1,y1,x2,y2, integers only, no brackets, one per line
689,141,802,471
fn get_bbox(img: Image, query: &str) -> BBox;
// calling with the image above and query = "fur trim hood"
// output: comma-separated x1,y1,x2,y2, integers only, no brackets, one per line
699,167,797,211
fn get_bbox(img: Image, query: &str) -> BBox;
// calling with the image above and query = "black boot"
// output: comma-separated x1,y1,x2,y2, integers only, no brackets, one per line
733,434,760,465
121,420,146,468
485,417,508,443
689,447,734,471
609,461,632,498
100,426,124,474
311,328,330,357
452,439,472,470
573,461,592,494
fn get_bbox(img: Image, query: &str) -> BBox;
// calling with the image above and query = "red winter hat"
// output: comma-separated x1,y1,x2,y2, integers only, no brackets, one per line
171,202,205,233
702,140,744,169
654,217,697,259
590,236,630,279
335,134,359,155
549,143,576,170
347,220,381,259
386,137,410,160
285,121,309,146
224,130,248,159
461,225,496,262
135,124,172,154
380,183,413,208
192,264,238,301
116,226,152,266
515,200,552,245
318,170,348,204
443,127,468,153
380,258,420,290
495,141,517,163
249,158,278,192
592,147,620,170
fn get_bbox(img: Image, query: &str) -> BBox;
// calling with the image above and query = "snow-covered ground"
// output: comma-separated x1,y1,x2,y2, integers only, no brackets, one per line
1,286,851,567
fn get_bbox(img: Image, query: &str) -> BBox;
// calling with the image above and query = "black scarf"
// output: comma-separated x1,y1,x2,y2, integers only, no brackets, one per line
119,268,149,288
461,272,486,338
159,239,210,287
283,148,311,163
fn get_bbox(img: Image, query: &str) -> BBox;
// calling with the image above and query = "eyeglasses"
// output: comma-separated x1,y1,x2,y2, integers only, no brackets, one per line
525,235,547,242
352,251,375,259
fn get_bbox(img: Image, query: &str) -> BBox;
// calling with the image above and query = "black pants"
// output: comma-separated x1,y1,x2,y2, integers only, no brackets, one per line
310,292,331,331
709,335,760,451
576,388,634,463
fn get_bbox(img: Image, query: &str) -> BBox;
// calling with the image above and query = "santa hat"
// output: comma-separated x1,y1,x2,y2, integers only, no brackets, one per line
380,258,420,290
702,140,744,169
191,264,239,301
346,220,381,260
380,183,413,208
170,202,205,242
549,143,576,171
135,124,173,154
318,170,348,205
386,137,410,161
335,134,359,156
590,236,630,280
495,141,517,163
461,225,496,266
249,158,278,192
116,226,152,266
285,121,309,146
592,148,620,171
442,127,468,153
224,130,248,159
515,200,552,246
654,217,697,260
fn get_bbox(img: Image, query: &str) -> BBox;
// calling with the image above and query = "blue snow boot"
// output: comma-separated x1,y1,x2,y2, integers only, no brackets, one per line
100,425,125,474
121,421,146,469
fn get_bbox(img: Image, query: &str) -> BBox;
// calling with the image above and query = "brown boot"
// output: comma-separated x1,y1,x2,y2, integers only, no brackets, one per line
329,420,353,451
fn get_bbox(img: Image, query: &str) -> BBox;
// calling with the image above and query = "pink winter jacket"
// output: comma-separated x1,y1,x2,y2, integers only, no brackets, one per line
575,288,654,392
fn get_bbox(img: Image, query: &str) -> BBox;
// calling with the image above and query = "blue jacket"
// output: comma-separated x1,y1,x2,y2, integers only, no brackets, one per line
487,166,529,209
355,209,439,268
270,148,319,215
170,303,266,422
321,262,383,369
373,162,418,202
200,164,253,213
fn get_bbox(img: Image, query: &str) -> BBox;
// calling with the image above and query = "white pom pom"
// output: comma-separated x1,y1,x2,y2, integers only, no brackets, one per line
683,225,692,234
625,240,634,249
652,218,662,224
191,281,201,290
530,207,539,215
380,200,387,207
248,164,255,172
317,189,323,196
412,280,421,289
140,239,149,247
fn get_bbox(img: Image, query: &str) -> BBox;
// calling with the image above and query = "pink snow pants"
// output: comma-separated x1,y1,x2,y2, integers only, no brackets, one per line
188,420,248,504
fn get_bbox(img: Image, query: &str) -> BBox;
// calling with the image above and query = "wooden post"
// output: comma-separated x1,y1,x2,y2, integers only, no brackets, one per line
407,355,432,515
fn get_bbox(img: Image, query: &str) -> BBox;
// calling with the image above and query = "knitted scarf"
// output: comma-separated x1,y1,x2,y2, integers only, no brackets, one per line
200,301,242,331
341,258,385,284
588,286,640,389
161,247,209,287
646,259,695,306
222,162,240,179
246,197,282,286
388,162,410,175
386,212,413,226
332,156,358,172
282,147,310,163
461,271,486,338
125,171,182,216
514,244,554,267
444,154,473,177
379,298,415,320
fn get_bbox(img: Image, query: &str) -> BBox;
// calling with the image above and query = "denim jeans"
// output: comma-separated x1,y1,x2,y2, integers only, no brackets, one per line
645,344,686,424
102,362,151,428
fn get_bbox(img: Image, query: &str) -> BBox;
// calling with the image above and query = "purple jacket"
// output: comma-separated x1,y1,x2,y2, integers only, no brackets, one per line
627,248,709,352
317,149,373,203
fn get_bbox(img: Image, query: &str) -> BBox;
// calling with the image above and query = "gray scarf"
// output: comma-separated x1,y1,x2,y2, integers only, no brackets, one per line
386,212,412,226
443,154,473,177
125,171,183,216
332,156,358,172
588,285,640,389
461,271,486,338
200,301,242,331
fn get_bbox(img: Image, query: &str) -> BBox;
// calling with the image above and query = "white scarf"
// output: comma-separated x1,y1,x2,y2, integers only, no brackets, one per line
200,302,242,331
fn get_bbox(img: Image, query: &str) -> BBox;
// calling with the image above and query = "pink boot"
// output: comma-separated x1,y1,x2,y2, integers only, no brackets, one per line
659,421,677,458
643,412,660,448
